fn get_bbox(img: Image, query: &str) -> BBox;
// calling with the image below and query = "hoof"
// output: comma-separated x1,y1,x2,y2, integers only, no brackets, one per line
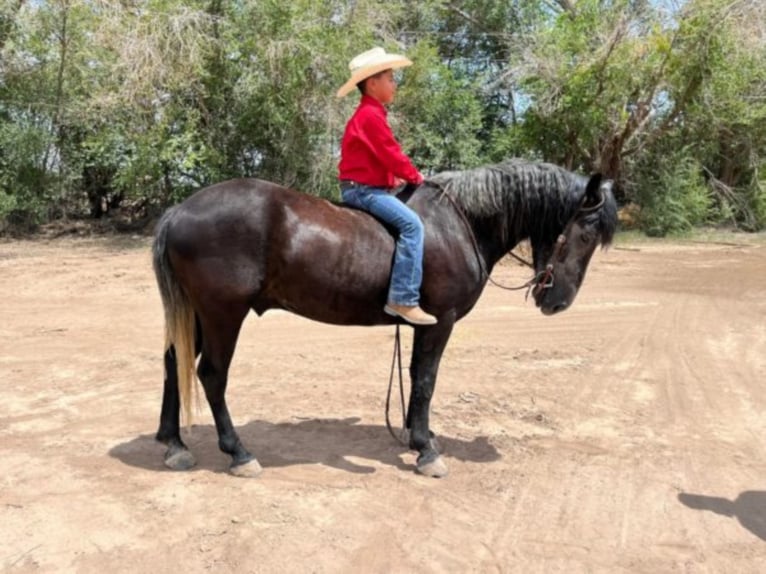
164,448,196,471
229,458,263,478
416,455,449,478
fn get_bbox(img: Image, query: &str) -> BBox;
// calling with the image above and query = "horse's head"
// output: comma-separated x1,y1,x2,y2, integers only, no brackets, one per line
531,173,617,315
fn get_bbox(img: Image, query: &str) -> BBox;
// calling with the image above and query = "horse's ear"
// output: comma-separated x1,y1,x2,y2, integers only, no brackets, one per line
584,173,603,205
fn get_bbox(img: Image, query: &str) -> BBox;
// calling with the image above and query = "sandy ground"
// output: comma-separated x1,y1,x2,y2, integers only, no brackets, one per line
1,232,766,573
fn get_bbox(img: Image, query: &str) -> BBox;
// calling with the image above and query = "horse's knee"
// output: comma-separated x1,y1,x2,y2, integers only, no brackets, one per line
416,385,434,401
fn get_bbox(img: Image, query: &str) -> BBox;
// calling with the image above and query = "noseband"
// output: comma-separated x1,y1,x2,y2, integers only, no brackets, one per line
530,234,564,298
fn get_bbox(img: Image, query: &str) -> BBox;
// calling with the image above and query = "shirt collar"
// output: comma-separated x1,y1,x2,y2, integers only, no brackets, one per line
360,94,387,116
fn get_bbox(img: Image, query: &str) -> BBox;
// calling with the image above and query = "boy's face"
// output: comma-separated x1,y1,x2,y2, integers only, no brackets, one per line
366,70,397,105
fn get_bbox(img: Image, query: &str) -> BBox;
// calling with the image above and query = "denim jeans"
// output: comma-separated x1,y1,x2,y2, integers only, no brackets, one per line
341,185,424,306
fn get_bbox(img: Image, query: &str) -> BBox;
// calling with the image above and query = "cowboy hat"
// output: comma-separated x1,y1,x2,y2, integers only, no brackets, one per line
336,47,413,98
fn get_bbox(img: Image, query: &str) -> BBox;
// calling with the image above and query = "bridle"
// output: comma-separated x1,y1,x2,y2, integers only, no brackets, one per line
437,185,604,300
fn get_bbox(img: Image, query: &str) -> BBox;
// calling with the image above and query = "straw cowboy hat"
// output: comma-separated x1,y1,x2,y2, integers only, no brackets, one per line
336,47,413,98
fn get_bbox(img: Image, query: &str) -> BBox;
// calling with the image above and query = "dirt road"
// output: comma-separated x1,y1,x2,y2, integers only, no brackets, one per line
1,233,765,573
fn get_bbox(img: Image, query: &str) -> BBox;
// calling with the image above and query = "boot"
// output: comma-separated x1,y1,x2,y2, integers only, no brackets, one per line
384,303,438,326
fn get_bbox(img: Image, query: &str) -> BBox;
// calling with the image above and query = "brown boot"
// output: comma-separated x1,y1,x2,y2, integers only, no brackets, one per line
384,303,438,325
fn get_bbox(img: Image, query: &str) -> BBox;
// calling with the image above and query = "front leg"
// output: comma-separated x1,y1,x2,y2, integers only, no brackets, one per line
407,319,454,477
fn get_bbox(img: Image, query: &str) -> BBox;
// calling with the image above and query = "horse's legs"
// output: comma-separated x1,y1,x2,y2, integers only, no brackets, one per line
407,321,454,478
156,346,195,469
196,306,262,477
156,320,202,470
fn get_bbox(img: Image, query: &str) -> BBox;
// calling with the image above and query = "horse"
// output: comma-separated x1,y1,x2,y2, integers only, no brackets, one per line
152,159,618,478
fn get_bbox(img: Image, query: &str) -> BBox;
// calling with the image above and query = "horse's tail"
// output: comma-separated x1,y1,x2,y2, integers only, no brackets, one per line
152,207,197,424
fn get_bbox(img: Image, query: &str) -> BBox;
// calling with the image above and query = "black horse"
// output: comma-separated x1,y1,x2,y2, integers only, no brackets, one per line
152,159,618,478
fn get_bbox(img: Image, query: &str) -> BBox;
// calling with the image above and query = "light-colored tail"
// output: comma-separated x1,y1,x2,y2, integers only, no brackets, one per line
152,208,197,424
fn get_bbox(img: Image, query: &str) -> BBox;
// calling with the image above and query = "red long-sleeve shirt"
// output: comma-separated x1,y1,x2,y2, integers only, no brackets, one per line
338,95,423,188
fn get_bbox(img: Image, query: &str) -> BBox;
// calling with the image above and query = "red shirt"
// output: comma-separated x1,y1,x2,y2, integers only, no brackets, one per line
338,95,423,188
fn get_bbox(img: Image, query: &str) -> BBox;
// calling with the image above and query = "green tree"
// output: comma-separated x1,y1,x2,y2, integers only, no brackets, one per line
395,40,483,173
1,0,764,234
500,0,766,231
678,1,766,229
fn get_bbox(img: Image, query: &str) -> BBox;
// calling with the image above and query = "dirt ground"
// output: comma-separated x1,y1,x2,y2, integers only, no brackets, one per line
1,231,766,573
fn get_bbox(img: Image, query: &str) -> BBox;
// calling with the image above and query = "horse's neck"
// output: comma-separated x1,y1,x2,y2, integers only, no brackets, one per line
469,195,571,270
468,215,523,274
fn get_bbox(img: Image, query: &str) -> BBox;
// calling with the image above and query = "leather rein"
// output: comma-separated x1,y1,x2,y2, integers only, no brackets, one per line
437,189,545,298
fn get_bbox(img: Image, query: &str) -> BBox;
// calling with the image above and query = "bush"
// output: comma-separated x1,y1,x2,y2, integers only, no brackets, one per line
737,163,766,231
0,191,16,219
0,121,54,228
631,152,713,236
741,183,766,231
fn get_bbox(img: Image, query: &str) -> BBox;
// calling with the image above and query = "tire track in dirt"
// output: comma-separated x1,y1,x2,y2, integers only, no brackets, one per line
467,244,766,572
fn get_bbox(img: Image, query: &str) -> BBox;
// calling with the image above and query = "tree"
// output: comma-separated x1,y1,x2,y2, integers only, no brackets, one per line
496,0,766,231
389,40,482,174
679,0,766,229
0,0,764,233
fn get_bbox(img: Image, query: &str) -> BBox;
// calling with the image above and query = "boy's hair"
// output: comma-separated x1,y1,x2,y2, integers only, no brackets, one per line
357,69,391,94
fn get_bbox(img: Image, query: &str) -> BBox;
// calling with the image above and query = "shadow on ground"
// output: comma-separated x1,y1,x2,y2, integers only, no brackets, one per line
679,491,766,541
109,416,501,475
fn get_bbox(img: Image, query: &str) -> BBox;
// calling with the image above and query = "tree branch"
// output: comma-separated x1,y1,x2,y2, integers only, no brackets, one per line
593,15,628,100
447,4,480,26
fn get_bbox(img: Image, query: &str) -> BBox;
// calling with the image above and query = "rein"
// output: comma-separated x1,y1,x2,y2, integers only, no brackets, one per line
437,189,548,298
385,324,409,446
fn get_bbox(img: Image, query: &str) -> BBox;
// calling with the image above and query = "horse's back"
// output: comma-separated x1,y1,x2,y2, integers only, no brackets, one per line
170,178,388,240
160,178,398,323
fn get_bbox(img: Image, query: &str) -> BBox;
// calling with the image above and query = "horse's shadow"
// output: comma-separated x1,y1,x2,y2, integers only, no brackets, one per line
678,491,766,541
109,417,501,475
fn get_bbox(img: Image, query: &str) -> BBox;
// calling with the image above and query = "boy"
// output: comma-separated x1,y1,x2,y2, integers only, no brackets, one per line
337,47,437,326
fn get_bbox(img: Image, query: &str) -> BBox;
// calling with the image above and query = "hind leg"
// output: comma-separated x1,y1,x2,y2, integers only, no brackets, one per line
197,306,262,477
156,345,197,470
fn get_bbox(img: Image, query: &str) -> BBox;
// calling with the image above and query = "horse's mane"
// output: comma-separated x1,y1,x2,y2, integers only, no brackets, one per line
429,159,618,247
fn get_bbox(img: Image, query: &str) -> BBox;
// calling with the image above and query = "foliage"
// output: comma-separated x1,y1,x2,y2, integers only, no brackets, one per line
677,0,766,230
630,147,712,236
395,40,484,174
0,119,52,225
0,0,765,233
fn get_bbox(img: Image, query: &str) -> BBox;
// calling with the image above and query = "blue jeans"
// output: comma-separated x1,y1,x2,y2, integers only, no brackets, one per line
341,185,424,306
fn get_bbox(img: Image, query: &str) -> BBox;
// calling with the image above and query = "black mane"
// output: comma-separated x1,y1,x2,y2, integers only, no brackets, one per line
429,159,618,247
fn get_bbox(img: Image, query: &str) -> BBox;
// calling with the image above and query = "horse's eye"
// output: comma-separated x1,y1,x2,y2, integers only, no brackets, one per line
580,232,592,244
